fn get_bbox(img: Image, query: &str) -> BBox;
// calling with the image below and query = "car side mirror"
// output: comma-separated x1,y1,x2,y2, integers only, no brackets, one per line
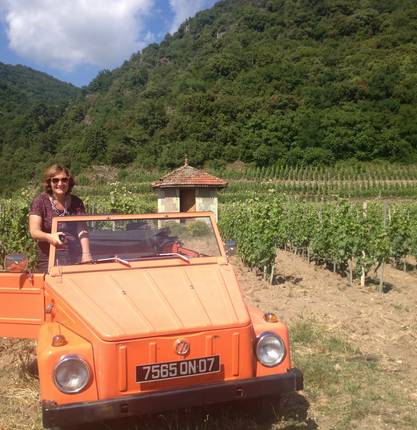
4,253,29,272
224,240,237,256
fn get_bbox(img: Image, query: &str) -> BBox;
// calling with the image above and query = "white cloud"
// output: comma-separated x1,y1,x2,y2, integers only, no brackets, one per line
168,0,214,34
1,0,154,71
0,2,7,16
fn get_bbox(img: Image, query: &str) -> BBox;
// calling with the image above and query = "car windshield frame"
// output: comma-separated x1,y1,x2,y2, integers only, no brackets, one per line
48,212,226,272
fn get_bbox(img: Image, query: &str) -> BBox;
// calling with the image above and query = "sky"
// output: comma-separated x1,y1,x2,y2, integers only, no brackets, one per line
0,0,218,87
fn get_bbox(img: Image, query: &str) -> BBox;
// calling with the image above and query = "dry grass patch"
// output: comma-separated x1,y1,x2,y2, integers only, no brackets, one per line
289,317,417,430
0,339,42,430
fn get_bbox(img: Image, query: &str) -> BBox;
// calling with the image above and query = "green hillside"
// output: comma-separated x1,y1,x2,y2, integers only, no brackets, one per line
0,63,80,188
2,0,417,189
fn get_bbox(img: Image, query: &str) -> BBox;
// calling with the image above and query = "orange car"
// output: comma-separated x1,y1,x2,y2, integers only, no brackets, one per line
0,212,303,428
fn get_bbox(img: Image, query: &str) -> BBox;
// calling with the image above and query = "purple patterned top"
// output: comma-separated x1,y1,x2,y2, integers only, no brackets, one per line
29,192,86,271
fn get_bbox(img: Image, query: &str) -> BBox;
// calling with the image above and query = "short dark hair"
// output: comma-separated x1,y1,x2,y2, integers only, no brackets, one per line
43,164,75,194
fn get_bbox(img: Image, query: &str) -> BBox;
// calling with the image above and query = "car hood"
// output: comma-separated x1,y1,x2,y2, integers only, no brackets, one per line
47,263,250,341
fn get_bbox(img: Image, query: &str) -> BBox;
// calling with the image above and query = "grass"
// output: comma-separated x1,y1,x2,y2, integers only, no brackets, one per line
1,319,416,430
0,339,42,430
289,318,417,430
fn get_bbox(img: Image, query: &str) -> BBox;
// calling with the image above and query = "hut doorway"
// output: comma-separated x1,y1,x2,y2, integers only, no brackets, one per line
180,189,196,212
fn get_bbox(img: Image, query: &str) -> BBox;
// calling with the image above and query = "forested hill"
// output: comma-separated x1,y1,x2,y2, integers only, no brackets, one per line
0,62,79,107
2,0,417,189
0,62,80,187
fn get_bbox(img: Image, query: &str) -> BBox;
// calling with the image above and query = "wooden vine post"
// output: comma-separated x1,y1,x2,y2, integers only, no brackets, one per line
361,201,367,287
269,263,275,284
348,258,353,288
379,202,388,292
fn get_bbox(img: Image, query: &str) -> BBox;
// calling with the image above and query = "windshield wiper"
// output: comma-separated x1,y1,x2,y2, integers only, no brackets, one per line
95,256,131,267
77,253,190,266
156,252,190,263
77,256,131,267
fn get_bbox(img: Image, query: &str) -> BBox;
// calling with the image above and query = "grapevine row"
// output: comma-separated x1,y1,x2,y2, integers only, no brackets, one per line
235,164,417,181
219,199,417,287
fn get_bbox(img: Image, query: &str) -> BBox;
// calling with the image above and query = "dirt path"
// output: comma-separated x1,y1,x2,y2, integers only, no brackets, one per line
235,251,417,370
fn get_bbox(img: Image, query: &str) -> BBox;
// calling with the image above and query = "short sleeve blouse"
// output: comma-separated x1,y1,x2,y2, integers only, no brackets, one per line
29,192,86,271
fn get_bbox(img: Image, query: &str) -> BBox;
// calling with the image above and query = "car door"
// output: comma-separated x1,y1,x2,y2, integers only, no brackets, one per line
0,272,45,339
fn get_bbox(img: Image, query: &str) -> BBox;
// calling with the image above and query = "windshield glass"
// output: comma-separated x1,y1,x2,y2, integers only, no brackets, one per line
54,216,221,267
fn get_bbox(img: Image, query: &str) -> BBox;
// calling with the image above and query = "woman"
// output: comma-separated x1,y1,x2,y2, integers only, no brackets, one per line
29,164,91,272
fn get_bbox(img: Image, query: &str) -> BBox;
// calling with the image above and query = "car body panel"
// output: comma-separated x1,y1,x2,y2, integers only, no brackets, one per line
37,322,98,405
91,325,256,400
0,272,45,338
45,263,250,341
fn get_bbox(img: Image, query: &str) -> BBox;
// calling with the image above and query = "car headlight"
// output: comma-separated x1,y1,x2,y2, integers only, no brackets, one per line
54,355,91,394
255,332,286,367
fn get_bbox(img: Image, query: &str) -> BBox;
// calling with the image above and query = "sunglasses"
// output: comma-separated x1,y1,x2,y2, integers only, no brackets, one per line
50,177,69,184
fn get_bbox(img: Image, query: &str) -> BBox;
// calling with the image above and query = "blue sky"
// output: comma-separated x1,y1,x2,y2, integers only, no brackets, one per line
0,0,217,87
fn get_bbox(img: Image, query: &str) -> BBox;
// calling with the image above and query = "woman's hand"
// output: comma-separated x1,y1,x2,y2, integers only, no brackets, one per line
81,252,92,262
29,215,64,247
48,232,64,247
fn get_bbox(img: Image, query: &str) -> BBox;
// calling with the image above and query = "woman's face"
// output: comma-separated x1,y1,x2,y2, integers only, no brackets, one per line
50,172,70,197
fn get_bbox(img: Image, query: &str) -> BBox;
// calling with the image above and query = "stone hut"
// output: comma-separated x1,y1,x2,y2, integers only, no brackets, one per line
152,161,227,221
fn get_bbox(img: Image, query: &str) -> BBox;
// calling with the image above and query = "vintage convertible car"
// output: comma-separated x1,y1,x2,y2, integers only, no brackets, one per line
0,212,303,428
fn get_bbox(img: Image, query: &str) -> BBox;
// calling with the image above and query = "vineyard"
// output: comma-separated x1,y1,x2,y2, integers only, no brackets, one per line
220,163,417,201
70,163,417,203
220,198,417,289
1,164,417,289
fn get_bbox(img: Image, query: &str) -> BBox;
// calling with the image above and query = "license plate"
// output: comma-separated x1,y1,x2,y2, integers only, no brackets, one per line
136,355,220,382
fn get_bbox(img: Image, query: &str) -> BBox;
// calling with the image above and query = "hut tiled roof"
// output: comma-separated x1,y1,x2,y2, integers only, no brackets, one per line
152,163,228,188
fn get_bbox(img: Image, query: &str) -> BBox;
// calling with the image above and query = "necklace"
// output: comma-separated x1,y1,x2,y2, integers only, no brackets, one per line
49,195,70,216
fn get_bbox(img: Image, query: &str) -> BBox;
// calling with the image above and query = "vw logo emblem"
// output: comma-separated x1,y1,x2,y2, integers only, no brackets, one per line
175,339,190,356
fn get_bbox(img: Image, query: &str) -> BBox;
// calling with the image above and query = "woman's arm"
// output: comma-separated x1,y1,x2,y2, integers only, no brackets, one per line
78,231,92,262
29,214,63,246
76,198,92,261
